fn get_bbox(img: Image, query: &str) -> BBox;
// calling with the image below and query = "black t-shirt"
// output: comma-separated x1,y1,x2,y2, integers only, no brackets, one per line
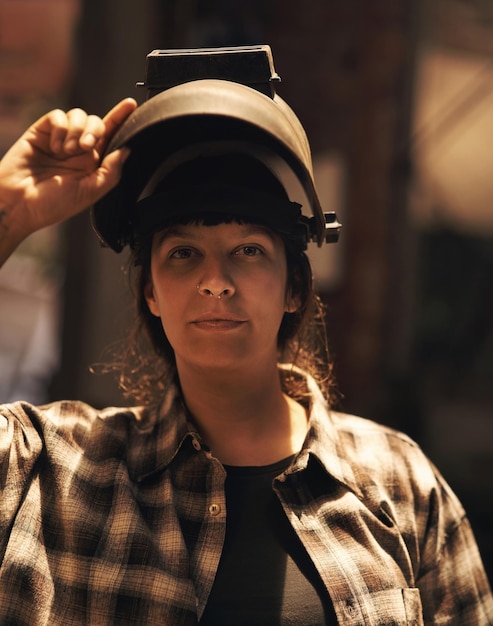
200,457,337,625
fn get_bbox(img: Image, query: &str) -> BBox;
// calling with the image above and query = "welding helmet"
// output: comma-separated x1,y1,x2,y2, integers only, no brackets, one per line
91,46,341,252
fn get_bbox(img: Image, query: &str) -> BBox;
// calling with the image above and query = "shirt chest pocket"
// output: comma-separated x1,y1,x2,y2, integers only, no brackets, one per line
335,588,423,625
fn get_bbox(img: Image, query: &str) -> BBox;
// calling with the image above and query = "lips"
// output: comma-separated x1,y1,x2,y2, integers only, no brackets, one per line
190,313,247,330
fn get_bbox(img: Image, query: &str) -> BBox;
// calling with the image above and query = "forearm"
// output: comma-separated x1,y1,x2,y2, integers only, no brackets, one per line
0,197,30,268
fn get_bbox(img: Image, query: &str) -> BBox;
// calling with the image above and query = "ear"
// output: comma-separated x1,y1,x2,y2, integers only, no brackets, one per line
144,280,161,317
285,289,301,314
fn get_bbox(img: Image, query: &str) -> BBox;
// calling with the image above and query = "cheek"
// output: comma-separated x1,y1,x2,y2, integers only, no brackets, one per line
148,281,185,335
257,273,292,320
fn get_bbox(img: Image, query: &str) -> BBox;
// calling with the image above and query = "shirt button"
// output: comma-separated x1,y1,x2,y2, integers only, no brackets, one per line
191,438,201,451
345,600,356,615
209,503,221,516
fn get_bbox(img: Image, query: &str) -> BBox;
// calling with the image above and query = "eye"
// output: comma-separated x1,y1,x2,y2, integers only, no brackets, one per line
234,245,263,257
169,247,196,259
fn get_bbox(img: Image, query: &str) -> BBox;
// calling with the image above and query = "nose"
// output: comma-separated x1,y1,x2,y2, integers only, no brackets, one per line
196,258,235,299
196,283,232,299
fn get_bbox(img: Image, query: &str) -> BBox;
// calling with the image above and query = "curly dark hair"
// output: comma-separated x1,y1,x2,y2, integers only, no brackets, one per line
106,212,335,408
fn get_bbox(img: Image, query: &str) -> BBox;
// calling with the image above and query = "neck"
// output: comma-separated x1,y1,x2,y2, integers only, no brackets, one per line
177,361,308,466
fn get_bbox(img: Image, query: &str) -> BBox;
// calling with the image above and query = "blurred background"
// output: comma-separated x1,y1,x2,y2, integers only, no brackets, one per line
1,0,492,582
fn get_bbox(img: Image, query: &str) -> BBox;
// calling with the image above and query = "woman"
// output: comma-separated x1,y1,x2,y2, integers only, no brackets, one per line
0,85,492,625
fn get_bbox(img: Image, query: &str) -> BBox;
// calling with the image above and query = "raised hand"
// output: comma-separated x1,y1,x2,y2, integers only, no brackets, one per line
0,97,137,265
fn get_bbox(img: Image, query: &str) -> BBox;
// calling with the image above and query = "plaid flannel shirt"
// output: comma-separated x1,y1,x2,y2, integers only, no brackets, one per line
1,372,492,625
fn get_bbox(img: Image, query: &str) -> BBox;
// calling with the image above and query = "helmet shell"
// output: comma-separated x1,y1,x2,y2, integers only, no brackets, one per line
91,78,326,251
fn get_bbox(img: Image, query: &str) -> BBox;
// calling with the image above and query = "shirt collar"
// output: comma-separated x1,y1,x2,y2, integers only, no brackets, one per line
125,368,363,498
124,384,200,482
280,366,364,500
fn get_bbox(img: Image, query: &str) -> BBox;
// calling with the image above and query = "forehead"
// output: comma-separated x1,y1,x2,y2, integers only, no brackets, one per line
158,221,277,240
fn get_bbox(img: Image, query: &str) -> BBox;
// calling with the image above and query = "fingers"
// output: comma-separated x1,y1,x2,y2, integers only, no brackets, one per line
100,98,138,152
80,99,136,203
68,110,104,152
46,108,105,156
32,98,137,161
92,146,132,197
